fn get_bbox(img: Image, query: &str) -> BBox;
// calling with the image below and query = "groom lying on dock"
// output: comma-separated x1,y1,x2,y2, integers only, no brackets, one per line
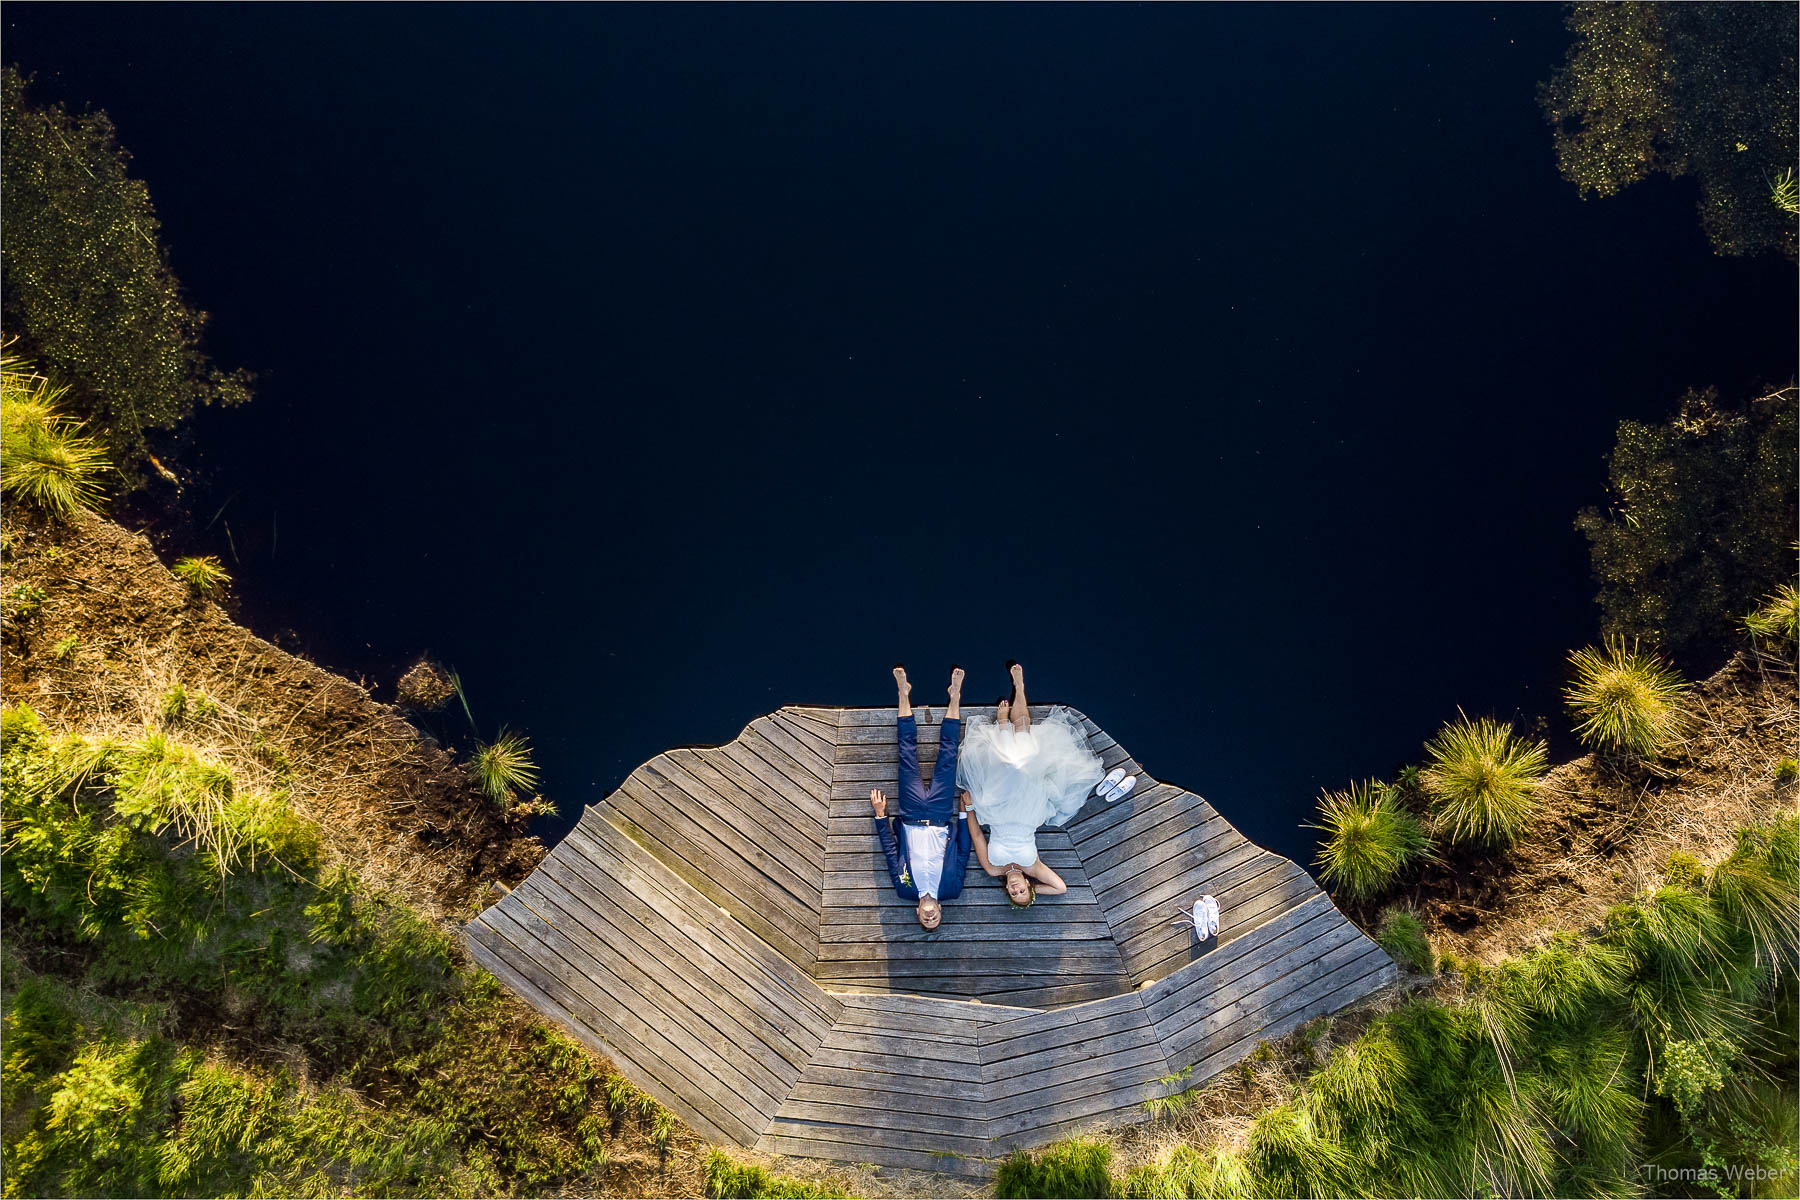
870,665,971,930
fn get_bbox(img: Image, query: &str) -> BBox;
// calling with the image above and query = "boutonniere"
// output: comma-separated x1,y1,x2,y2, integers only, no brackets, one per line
899,867,912,885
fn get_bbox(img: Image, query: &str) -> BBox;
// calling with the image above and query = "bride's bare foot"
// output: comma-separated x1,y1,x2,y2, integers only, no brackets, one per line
997,698,1011,724
1010,661,1025,689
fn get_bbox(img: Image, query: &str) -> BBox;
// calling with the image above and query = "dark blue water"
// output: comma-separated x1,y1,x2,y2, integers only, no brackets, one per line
9,5,1794,868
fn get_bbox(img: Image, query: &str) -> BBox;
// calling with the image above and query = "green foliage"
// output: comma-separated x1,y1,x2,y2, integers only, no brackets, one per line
471,730,538,802
1565,638,1692,758
0,67,252,479
1118,1145,1253,1199
1,704,647,1196
0,356,110,517
1743,583,1800,648
995,1138,1115,1199
1375,907,1437,975
702,1151,846,1198
1576,386,1798,660
51,633,78,661
6,583,47,619
1539,2,1798,259
172,555,231,596
1776,758,1798,785
1310,779,1429,902
1420,716,1549,847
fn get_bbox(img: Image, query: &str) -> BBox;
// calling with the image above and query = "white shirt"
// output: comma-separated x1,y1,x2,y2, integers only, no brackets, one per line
902,815,963,898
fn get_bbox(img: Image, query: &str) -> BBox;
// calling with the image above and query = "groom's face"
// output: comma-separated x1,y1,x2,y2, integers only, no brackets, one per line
916,897,941,929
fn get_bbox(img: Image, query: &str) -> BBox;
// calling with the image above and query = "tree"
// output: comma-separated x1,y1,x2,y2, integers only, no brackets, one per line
1540,2,1798,260
0,67,251,482
1575,386,1797,662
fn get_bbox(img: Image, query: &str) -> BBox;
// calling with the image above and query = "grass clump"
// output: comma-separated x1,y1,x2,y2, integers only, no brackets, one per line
50,633,77,660
1420,716,1548,847
171,554,231,596
6,583,47,619
1565,638,1692,759
472,729,538,802
703,1151,846,1198
996,1137,1114,1199
1310,779,1429,902
1743,582,1800,647
0,355,109,518
1375,906,1437,975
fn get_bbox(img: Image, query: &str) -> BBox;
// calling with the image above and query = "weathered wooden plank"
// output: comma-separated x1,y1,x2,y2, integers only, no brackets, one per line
602,803,818,968
1161,930,1382,1064
529,853,819,1073
720,738,830,826
1125,868,1324,981
754,1131,995,1180
1082,812,1243,892
670,747,827,858
741,720,834,792
472,904,767,1143
638,755,824,906
515,875,803,1100
1175,951,1398,1082
1142,892,1338,1020
771,712,838,764
772,1097,991,1145
567,817,840,1025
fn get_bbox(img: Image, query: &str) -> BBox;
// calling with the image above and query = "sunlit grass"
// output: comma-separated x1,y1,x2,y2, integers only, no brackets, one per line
471,730,538,802
0,355,109,518
1420,717,1548,847
172,556,232,597
1565,638,1691,758
1743,583,1799,647
1311,780,1429,901
1773,167,1800,216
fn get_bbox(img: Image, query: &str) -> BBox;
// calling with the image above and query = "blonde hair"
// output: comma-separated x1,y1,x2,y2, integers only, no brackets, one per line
1005,870,1037,908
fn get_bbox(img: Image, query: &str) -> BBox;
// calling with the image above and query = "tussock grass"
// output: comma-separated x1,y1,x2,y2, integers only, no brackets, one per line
703,1151,848,1198
1565,638,1692,758
1744,583,1800,647
1421,716,1548,846
1374,907,1436,975
171,555,231,596
996,1137,1114,1199
1311,779,1430,901
472,729,538,802
0,355,109,518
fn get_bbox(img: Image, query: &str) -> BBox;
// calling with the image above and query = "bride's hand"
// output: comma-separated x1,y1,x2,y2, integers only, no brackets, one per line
958,791,973,813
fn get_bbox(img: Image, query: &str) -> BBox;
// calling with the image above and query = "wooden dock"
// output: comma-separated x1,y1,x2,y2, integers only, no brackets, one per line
464,705,1397,1177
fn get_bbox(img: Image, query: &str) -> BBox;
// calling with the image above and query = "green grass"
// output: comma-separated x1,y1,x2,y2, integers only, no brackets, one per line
702,1151,847,1198
1774,167,1800,217
1420,716,1548,847
171,555,231,596
1375,907,1436,975
1310,779,1430,902
995,1137,1114,1199
1,702,672,1197
1744,583,1800,647
471,730,539,802
6,583,47,619
0,356,110,519
1565,638,1692,758
50,633,77,661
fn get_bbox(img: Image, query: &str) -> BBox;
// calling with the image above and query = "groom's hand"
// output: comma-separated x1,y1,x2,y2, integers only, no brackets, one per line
869,788,888,819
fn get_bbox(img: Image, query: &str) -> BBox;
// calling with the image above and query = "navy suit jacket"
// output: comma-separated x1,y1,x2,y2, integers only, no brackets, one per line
875,814,973,902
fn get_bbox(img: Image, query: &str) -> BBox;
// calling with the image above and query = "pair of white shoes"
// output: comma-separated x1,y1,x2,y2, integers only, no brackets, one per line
1091,767,1137,803
1174,895,1221,940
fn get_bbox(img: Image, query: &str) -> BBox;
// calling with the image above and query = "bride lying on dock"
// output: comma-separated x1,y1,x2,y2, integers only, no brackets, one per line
961,661,1135,907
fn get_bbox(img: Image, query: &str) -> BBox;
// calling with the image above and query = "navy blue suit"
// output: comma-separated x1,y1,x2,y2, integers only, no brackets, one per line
875,715,972,901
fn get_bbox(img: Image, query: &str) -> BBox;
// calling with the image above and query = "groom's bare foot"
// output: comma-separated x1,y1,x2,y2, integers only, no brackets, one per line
894,665,913,718
947,666,964,700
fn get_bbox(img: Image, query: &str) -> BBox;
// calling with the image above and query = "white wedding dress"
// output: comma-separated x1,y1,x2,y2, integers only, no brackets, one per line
956,709,1104,868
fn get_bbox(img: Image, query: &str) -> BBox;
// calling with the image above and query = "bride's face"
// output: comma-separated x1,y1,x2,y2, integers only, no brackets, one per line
1005,870,1029,902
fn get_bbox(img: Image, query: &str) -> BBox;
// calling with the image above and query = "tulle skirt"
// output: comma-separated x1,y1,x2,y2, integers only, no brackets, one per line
956,709,1105,838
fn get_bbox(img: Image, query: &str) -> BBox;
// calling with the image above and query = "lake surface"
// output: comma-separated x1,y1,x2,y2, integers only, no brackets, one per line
10,5,1794,867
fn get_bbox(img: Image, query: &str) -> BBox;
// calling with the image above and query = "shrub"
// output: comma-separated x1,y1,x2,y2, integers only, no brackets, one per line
172,555,231,596
0,356,109,518
1311,780,1430,902
1564,638,1692,758
995,1137,1114,1199
1375,907,1436,975
1420,717,1548,847
471,730,538,802
1575,386,1797,659
1744,582,1800,647
1,67,252,479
